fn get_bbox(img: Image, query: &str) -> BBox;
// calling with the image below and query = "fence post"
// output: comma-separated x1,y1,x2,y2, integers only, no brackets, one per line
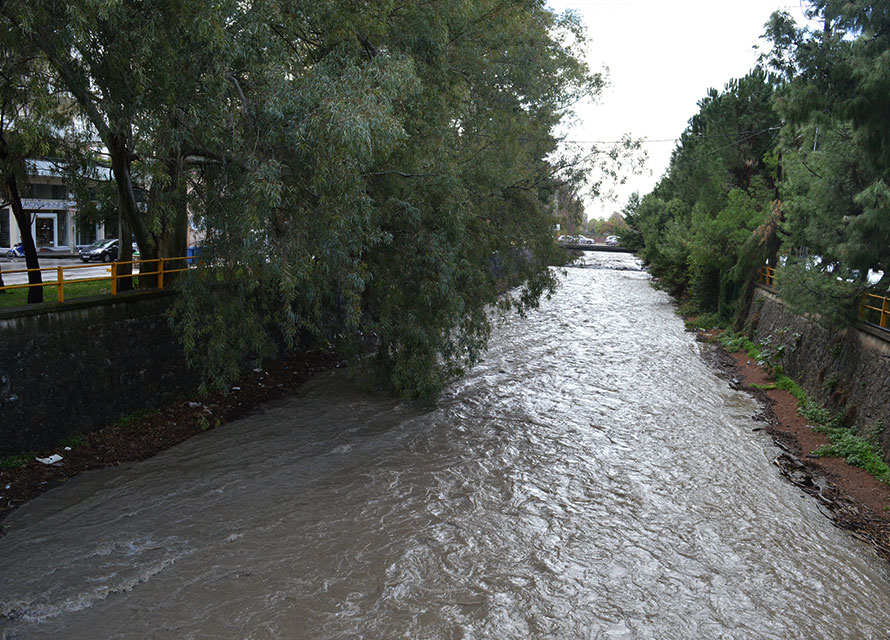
57,266,64,303
883,296,889,329
158,258,164,290
111,262,117,296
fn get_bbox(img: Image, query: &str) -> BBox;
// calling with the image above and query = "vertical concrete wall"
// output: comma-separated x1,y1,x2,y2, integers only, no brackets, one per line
748,287,890,459
0,292,194,456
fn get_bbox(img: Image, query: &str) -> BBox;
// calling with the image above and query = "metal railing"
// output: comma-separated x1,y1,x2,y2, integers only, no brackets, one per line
0,255,196,303
759,265,777,287
759,265,890,332
860,292,890,329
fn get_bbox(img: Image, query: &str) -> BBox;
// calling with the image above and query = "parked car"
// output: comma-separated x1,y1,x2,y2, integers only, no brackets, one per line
606,235,620,246
577,235,594,245
80,238,119,263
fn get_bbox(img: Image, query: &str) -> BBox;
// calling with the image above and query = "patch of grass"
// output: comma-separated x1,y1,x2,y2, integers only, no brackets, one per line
116,408,159,429
813,428,890,484
0,276,144,309
718,331,761,359
0,452,35,470
58,434,87,449
774,374,807,404
799,400,838,428
683,312,725,331
749,383,778,390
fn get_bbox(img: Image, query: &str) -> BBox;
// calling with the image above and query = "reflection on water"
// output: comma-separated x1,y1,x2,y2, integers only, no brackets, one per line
2,252,890,639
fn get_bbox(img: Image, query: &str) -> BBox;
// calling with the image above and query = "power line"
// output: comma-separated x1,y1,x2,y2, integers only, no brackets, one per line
561,126,781,146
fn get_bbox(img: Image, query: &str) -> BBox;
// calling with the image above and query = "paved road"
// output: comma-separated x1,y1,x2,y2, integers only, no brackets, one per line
0,257,136,286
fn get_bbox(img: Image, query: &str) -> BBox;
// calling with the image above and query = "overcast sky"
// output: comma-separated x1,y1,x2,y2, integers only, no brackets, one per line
546,0,812,219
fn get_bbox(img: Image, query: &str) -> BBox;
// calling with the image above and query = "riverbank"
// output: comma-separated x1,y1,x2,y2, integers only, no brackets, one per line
0,349,342,531
699,330,890,561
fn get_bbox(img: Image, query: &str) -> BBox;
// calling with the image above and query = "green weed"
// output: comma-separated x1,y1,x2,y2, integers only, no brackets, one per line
0,452,35,470
812,429,890,484
116,408,158,429
58,434,87,449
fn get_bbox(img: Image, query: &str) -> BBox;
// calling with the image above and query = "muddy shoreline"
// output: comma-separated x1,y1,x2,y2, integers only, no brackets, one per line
0,349,343,532
699,333,890,563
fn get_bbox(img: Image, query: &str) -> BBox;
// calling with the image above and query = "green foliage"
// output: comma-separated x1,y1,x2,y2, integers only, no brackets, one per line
116,408,158,429
58,434,86,450
626,69,779,314
813,430,890,485
682,311,723,331
1,1,602,401
761,3,890,328
799,399,837,427
774,374,807,404
168,1,599,400
0,452,34,470
718,331,761,359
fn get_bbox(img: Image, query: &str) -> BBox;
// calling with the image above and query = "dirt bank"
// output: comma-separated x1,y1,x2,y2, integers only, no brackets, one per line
0,350,342,531
700,333,890,562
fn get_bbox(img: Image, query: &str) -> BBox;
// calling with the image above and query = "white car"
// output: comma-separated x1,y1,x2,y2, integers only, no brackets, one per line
576,235,594,245
606,235,620,246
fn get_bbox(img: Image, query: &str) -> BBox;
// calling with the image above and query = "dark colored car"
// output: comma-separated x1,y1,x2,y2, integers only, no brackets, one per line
80,238,119,263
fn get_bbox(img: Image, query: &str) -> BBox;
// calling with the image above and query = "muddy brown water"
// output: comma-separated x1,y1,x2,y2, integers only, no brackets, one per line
2,253,890,639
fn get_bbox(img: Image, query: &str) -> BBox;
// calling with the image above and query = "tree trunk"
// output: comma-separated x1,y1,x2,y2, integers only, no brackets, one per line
5,172,43,303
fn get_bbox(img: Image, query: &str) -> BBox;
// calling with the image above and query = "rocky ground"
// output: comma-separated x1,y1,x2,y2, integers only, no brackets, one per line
699,331,890,562
0,349,342,531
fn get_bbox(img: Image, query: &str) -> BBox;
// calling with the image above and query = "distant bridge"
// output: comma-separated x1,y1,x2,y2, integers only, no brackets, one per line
560,243,634,253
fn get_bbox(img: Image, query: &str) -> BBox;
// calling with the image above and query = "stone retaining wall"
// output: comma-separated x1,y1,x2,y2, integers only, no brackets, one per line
0,292,193,456
748,287,890,459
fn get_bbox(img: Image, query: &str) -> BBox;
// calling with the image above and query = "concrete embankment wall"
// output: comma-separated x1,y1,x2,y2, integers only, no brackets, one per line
0,292,193,456
747,287,890,459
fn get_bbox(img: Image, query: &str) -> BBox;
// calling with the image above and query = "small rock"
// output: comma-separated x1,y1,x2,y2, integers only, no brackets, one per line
253,368,263,373
188,401,203,409
232,386,241,391
36,454,63,465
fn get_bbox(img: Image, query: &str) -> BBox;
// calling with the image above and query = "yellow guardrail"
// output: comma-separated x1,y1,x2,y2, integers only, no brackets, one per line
860,292,890,329
759,266,890,332
0,255,197,303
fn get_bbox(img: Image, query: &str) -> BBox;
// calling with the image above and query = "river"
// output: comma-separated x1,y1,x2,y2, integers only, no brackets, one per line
2,252,889,639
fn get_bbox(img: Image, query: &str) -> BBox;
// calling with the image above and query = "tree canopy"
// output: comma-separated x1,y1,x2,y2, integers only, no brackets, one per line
626,1,890,330
2,1,603,399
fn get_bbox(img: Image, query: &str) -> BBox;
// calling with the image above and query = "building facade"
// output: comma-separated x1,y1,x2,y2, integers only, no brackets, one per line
1,160,107,253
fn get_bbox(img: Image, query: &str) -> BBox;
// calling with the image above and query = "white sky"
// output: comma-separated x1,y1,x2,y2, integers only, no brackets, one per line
546,0,812,219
